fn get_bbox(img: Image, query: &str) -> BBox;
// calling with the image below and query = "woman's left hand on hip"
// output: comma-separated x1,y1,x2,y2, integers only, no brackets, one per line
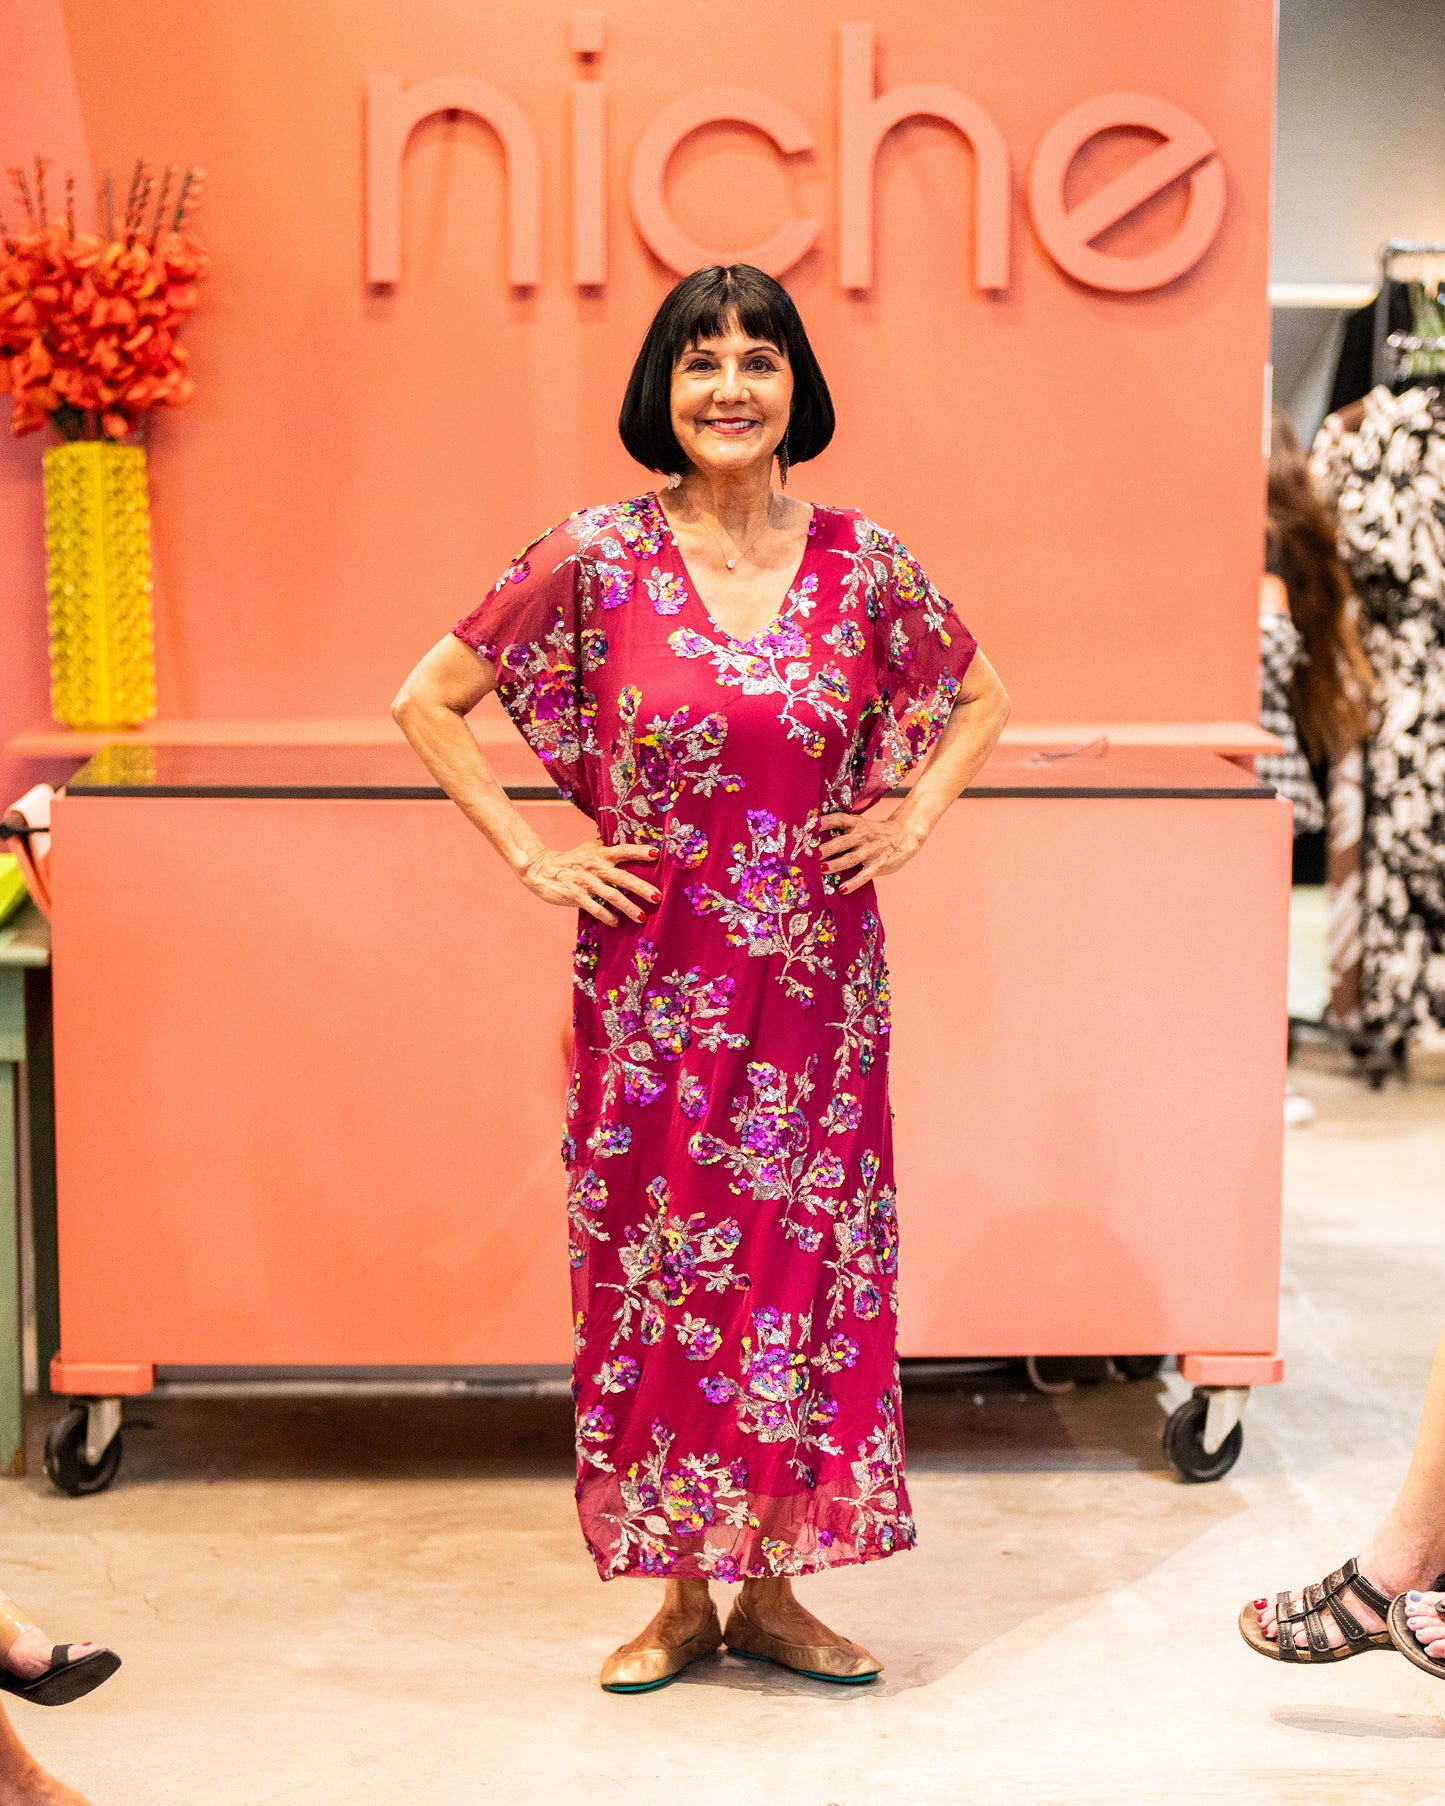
820,809,927,893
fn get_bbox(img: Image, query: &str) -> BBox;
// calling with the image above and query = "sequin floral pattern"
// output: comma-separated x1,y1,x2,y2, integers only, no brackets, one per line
683,809,837,1004
452,495,975,1578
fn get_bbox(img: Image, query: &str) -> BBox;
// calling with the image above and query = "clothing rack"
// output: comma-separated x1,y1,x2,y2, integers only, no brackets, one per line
1372,239,1445,385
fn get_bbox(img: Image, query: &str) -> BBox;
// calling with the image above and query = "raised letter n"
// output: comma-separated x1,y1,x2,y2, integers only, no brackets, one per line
365,74,541,287
837,23,1009,293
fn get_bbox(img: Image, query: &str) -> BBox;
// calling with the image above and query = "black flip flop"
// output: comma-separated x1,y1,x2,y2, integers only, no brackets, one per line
0,1645,121,1708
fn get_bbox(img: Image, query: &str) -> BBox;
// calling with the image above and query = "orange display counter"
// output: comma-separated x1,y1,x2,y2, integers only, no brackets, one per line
37,737,1289,1492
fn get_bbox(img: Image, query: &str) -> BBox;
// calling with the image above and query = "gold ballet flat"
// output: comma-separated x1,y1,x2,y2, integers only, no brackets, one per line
722,1598,882,1684
599,1606,723,1693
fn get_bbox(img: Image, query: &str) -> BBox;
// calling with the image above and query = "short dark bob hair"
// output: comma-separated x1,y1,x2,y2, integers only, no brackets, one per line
618,264,835,476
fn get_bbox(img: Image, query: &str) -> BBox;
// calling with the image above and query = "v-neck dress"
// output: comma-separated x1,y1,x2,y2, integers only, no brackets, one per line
453,494,978,1580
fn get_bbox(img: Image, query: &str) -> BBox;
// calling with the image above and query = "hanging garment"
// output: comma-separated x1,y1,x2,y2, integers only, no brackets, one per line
453,495,978,1579
1311,388,1445,1047
1328,282,1412,416
1325,747,1365,1029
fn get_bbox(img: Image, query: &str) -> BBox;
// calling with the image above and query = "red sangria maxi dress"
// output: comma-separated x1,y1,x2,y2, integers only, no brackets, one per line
453,495,978,1581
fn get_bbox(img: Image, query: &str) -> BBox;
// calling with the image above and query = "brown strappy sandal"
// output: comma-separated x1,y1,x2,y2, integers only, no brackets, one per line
1238,1557,1393,1662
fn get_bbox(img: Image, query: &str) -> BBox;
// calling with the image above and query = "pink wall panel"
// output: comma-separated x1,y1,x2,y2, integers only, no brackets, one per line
888,796,1290,1355
50,795,586,1364
0,0,1278,742
49,774,1289,1374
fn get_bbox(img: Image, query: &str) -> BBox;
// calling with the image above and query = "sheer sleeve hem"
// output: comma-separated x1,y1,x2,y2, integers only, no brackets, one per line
852,527,978,806
452,521,599,817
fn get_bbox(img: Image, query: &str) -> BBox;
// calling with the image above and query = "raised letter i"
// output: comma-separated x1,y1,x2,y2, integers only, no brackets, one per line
571,10,606,286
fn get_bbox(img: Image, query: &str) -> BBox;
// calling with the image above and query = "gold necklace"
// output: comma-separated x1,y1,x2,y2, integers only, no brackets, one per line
680,490,780,571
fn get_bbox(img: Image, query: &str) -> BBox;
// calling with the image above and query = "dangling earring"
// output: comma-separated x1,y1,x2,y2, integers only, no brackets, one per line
665,470,683,490
777,431,790,489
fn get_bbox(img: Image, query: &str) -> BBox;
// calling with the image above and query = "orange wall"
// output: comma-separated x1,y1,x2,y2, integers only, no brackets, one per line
0,0,90,805
4,2,1272,761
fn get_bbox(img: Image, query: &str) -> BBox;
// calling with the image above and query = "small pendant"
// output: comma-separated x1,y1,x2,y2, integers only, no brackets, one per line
725,559,735,569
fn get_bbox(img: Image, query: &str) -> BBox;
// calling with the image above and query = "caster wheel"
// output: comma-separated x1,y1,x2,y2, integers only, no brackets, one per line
1114,1354,1166,1381
1162,1392,1242,1483
44,1406,123,1496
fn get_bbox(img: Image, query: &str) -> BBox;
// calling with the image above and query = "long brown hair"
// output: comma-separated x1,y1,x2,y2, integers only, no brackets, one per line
1267,411,1374,762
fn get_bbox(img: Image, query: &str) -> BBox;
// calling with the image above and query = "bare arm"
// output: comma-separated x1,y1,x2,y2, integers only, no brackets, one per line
392,634,659,927
1259,572,1290,615
820,649,1011,894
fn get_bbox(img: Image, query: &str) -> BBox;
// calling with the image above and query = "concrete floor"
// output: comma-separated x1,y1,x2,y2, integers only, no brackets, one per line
7,1050,1445,1805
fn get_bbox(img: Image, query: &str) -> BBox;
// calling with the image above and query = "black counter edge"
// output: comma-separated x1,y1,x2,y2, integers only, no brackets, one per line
66,782,1278,801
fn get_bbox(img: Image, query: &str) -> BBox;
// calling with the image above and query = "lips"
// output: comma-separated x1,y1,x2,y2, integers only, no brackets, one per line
700,418,760,434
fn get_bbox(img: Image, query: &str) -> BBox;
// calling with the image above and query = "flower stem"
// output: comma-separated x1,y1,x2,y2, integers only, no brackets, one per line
8,167,36,228
170,169,195,235
148,165,175,248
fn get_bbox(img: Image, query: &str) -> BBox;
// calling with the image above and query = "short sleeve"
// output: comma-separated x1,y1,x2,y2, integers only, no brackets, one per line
452,522,598,816
853,531,978,805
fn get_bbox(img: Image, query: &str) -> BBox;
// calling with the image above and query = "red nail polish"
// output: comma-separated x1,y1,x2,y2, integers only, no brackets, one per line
1253,1598,1267,1609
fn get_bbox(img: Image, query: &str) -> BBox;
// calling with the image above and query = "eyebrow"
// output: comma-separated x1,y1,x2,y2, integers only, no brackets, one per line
683,341,783,357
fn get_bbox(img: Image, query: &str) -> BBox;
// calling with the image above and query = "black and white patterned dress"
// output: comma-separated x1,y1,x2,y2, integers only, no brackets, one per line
1311,386,1445,1048
1257,604,1325,835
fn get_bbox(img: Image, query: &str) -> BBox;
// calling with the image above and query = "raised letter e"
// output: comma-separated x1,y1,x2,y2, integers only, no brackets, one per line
1029,94,1225,294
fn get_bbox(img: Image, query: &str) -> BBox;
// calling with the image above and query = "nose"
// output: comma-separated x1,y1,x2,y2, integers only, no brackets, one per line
712,360,749,403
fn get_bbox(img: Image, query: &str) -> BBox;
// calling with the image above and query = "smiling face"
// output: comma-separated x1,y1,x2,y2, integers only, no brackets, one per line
669,315,794,483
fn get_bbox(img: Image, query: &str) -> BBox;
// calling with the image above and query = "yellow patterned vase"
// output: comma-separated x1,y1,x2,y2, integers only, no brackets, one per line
42,440,158,730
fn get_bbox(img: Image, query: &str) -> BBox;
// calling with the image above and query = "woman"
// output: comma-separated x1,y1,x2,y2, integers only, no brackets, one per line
1241,1323,1445,1671
1257,409,1375,1122
394,265,1009,1692
0,1589,118,1806
1260,413,1373,822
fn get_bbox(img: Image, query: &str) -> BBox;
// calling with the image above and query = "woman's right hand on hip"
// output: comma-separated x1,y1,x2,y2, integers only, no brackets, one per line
520,840,660,925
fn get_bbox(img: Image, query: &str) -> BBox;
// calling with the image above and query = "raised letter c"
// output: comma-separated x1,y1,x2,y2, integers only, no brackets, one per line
1030,94,1225,294
630,88,818,277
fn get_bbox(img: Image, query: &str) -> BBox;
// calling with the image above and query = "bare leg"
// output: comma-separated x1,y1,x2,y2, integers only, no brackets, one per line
0,1703,92,1806
1255,1326,1445,1651
735,1576,857,1650
610,1577,714,1659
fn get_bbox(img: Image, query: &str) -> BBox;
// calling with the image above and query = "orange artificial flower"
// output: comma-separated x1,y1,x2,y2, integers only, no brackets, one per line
0,157,208,439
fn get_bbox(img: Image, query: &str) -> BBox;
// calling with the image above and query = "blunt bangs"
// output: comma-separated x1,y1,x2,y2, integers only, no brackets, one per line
618,264,836,476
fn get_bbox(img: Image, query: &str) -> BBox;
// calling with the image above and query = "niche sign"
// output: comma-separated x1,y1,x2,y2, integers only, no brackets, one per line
364,17,1226,296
